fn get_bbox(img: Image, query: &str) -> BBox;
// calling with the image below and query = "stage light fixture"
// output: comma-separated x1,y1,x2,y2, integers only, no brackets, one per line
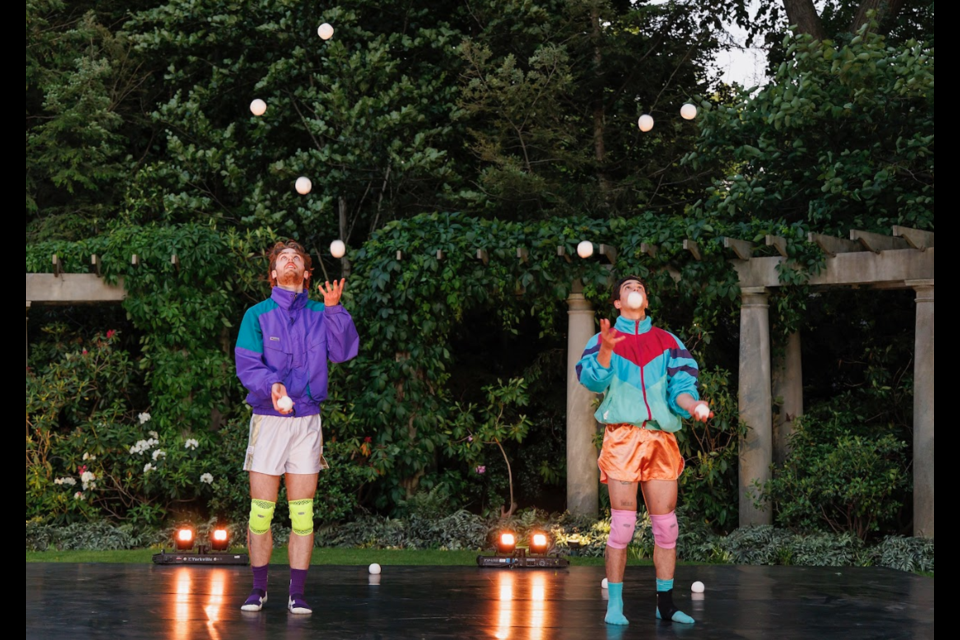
497,532,517,555
175,527,195,551
211,527,229,552
153,524,248,566
529,532,550,555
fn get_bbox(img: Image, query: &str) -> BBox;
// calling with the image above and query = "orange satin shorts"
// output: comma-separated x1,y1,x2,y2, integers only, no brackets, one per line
598,423,685,484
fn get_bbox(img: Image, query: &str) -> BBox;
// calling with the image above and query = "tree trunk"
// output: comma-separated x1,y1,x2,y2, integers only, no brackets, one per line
782,0,826,39
338,196,352,278
850,0,905,34
591,3,611,200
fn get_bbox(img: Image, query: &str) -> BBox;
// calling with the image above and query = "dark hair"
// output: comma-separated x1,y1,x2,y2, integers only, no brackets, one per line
611,275,645,303
267,240,313,287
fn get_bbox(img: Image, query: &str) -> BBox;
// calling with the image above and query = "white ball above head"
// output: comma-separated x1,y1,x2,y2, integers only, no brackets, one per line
638,114,654,132
295,176,312,195
680,103,698,120
249,99,267,116
330,240,346,259
577,241,594,259
318,23,334,40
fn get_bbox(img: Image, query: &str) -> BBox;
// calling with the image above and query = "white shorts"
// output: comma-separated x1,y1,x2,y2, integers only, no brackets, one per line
243,414,330,476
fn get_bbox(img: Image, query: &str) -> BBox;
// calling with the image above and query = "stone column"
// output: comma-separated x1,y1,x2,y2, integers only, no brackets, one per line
566,280,598,517
772,331,803,464
738,287,773,526
908,280,934,538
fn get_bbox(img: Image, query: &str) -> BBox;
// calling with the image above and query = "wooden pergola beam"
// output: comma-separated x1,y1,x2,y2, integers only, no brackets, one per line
640,243,658,259
892,226,935,251
808,232,862,256
734,247,934,289
851,229,910,253
723,237,754,260
765,235,789,258
683,239,701,261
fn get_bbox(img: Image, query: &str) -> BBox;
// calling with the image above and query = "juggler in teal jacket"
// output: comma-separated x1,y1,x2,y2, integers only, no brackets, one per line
576,316,699,433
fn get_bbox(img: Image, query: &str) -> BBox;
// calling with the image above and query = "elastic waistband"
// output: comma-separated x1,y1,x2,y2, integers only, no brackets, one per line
605,421,660,430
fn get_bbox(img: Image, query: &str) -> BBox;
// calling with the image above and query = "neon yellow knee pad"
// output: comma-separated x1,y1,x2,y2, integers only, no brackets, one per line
248,499,276,535
289,499,314,536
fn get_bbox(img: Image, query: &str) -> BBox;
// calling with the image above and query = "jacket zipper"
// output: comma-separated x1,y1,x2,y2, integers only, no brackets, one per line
636,320,653,425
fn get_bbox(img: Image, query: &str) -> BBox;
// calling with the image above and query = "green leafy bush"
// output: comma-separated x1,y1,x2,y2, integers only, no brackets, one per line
760,403,911,539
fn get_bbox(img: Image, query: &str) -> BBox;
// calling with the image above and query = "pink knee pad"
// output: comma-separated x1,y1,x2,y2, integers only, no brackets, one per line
607,509,637,549
650,512,679,550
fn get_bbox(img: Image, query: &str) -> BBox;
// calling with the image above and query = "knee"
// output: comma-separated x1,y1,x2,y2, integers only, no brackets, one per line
249,499,276,535
650,512,679,550
607,509,638,549
289,499,314,536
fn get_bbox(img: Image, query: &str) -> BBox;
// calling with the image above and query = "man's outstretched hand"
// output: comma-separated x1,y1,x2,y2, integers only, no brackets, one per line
319,279,345,306
597,318,624,368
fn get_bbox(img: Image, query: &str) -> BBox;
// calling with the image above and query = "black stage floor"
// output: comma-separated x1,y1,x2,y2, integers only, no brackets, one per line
26,563,933,640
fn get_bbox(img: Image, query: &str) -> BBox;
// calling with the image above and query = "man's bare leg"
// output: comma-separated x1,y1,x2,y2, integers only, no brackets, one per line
242,471,281,611
285,473,319,569
641,479,693,623
605,480,639,624
284,472,318,613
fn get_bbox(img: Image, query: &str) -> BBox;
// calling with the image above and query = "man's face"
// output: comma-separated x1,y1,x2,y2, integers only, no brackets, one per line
272,248,308,287
613,279,648,314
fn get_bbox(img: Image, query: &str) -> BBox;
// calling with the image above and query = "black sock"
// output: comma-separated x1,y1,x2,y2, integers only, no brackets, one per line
657,589,678,620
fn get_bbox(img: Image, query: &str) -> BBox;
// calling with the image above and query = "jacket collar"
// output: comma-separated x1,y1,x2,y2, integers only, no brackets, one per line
271,286,308,311
615,315,652,335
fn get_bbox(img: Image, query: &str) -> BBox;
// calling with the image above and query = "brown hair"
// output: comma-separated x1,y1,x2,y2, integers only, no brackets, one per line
611,275,645,303
267,240,313,287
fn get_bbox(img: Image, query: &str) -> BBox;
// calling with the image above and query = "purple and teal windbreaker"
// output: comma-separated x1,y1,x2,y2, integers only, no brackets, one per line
235,287,359,417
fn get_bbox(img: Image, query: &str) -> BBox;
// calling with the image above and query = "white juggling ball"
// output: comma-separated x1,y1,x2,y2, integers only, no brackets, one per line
318,23,334,40
295,177,312,195
601,578,609,589
681,103,698,120
627,291,644,310
638,114,654,132
330,240,346,259
250,99,267,116
694,404,710,420
691,581,705,593
577,241,594,259
369,563,382,575
277,396,294,411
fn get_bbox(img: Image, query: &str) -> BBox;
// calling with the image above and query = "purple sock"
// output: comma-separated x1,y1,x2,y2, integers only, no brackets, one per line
289,568,308,596
252,564,268,592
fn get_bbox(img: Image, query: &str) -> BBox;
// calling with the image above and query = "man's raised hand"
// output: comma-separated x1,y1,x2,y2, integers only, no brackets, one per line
597,318,624,367
319,278,345,306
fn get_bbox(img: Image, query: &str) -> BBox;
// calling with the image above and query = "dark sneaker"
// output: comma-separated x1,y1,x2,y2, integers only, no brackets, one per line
241,589,267,612
288,593,312,615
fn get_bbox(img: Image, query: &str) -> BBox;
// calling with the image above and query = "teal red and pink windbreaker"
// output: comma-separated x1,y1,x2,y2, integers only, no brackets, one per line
576,316,699,432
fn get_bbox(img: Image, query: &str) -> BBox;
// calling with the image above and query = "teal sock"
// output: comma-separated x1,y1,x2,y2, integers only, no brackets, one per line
656,579,695,624
605,582,630,625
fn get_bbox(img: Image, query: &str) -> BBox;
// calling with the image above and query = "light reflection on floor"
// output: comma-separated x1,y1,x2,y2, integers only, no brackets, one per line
493,570,552,639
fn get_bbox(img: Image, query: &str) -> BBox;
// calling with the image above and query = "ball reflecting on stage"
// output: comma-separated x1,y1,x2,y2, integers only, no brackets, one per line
691,580,705,593
601,578,609,589
369,563,382,575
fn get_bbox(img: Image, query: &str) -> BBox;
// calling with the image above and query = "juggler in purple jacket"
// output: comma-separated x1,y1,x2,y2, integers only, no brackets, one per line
235,287,359,417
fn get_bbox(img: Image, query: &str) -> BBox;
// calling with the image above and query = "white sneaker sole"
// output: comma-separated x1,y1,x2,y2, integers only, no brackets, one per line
287,598,312,615
240,593,267,612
